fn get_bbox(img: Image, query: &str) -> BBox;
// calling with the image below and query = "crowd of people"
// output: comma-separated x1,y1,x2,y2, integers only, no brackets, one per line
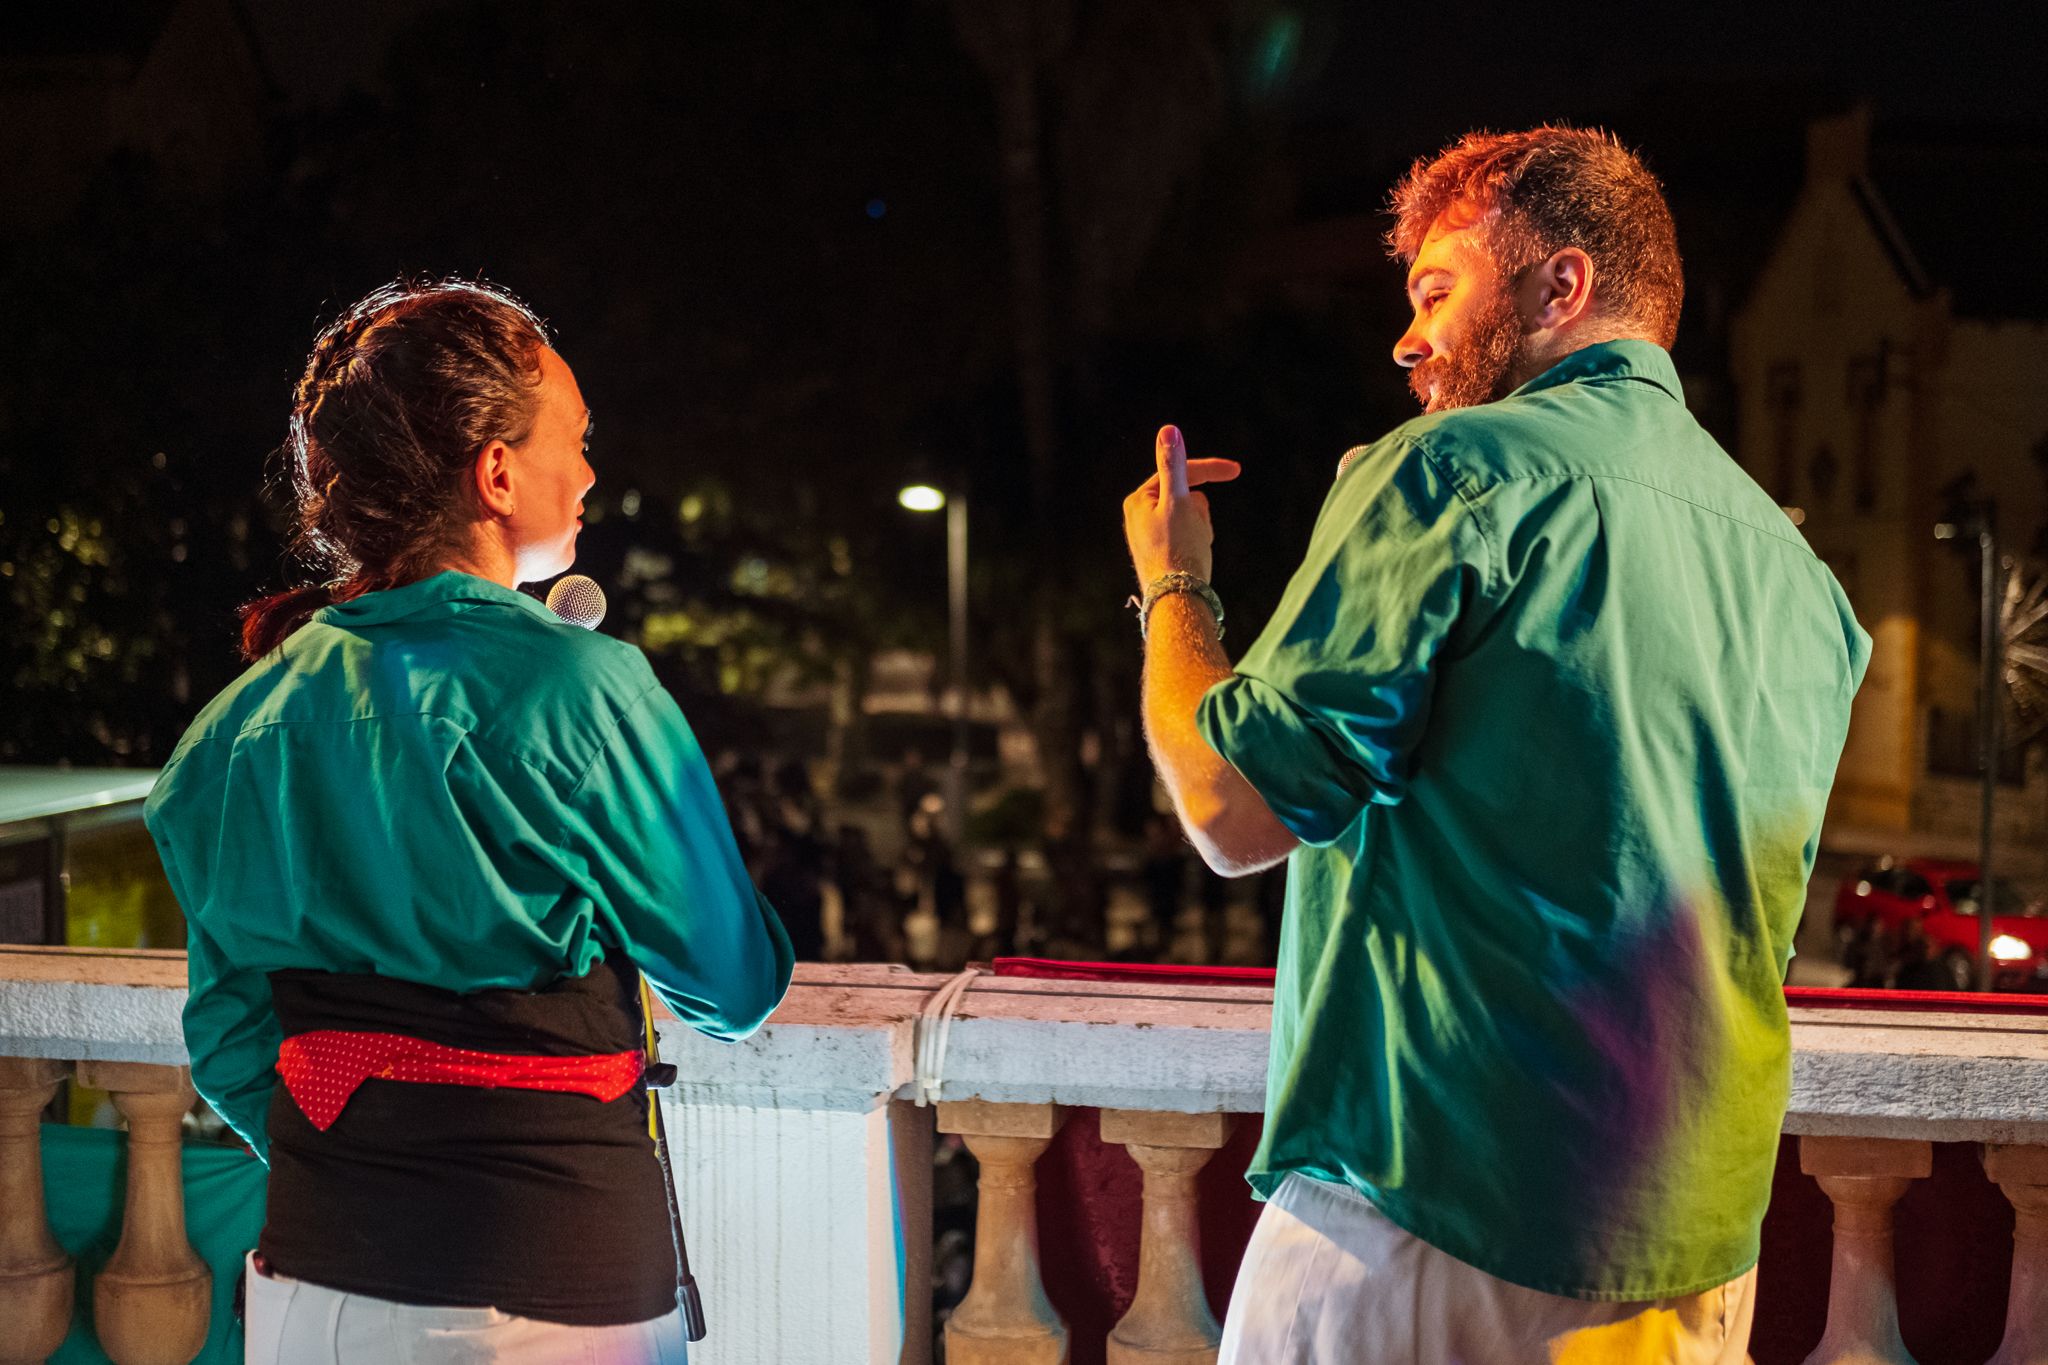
710,749,1284,971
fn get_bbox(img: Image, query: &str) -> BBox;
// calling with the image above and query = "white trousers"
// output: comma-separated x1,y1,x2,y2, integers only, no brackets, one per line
243,1254,689,1365
1218,1174,1757,1365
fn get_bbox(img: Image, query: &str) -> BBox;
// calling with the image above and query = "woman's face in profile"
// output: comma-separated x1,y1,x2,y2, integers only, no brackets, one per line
508,346,597,584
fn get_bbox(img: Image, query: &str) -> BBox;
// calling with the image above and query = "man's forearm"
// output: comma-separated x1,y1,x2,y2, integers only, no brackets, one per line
1141,593,1298,876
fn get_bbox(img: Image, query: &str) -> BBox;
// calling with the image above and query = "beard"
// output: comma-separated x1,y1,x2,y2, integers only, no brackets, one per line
1408,285,1530,413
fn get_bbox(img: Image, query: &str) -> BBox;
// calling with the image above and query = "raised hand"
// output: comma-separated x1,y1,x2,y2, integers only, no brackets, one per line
1122,424,1241,589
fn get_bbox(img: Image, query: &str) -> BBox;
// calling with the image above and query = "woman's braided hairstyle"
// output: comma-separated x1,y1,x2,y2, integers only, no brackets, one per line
240,278,551,660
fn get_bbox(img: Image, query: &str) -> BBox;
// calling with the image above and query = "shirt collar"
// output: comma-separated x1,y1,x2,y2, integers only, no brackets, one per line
314,571,558,628
1507,338,1683,404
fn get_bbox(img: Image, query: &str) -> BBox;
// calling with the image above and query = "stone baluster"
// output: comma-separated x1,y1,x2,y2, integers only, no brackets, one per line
1102,1109,1230,1365
76,1063,208,1365
0,1058,73,1365
1799,1135,1931,1365
938,1100,1069,1365
1984,1143,2048,1365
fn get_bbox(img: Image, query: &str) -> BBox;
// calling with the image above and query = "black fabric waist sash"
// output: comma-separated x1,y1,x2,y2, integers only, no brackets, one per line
259,956,677,1327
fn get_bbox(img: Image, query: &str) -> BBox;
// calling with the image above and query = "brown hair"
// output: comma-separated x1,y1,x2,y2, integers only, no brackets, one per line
1387,126,1683,348
239,278,551,660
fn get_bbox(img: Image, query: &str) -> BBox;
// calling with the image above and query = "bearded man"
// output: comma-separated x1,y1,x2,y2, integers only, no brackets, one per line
1123,127,1869,1363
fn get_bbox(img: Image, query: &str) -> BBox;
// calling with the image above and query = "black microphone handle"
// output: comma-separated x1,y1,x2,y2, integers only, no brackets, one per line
651,1096,708,1342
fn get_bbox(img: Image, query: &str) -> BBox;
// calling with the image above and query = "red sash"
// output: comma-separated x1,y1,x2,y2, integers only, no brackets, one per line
276,1030,645,1130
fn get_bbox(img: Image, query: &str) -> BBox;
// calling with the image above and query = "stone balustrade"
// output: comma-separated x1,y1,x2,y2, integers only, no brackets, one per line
7,950,2048,1364
0,1055,73,1365
0,948,205,1365
0,1053,209,1365
653,965,1270,1364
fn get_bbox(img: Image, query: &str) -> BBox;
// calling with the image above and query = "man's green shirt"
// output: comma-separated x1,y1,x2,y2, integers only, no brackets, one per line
1197,341,1869,1299
144,572,794,1162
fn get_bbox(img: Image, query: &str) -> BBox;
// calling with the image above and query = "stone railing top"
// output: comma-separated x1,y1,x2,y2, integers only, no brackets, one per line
6,949,2048,1139
0,946,189,1067
1784,1004,2048,1144
657,963,1275,1112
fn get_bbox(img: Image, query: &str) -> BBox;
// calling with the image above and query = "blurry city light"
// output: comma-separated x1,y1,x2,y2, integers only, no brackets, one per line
1783,506,1807,526
898,484,945,513
1991,933,2030,961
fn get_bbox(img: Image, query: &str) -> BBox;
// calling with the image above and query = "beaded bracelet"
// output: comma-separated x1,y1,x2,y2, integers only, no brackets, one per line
1129,571,1224,641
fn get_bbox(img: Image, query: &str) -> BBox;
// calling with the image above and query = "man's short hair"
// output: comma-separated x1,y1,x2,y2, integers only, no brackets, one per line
1388,126,1684,349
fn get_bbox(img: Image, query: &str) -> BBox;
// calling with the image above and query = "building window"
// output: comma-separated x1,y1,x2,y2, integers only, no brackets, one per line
1808,445,1840,505
1814,213,1846,316
1766,361,1802,505
1926,707,2026,786
1847,348,1887,513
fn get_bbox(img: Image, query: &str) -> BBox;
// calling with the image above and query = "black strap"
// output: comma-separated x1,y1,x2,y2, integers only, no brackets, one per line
639,977,706,1342
650,1090,707,1341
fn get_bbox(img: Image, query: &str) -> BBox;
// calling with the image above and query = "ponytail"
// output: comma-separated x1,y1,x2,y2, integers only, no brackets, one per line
238,582,364,661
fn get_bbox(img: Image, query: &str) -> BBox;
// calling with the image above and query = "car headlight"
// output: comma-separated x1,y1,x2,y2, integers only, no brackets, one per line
1991,934,2032,962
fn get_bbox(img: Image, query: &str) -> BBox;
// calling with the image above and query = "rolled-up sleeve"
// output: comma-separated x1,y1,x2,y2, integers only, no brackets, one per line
1196,435,1489,847
563,683,794,1039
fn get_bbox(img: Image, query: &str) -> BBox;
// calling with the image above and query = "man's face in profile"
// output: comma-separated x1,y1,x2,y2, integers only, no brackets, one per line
1393,209,1531,413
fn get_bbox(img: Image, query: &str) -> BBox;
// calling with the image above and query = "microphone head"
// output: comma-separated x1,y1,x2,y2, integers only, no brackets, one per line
545,574,607,630
1335,445,1371,481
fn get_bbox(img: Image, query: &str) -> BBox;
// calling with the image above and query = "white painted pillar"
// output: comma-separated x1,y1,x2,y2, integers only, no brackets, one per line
654,967,935,1365
662,1087,931,1365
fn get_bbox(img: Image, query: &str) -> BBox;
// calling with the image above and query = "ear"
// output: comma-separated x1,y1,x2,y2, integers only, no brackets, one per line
472,439,517,519
1523,247,1597,330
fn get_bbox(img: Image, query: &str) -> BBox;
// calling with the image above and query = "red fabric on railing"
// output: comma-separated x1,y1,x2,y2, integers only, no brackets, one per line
991,957,1276,987
998,959,2048,1012
1784,984,2048,1014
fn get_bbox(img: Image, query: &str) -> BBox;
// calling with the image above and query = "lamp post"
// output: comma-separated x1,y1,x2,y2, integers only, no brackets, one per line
1935,502,2004,990
899,484,970,842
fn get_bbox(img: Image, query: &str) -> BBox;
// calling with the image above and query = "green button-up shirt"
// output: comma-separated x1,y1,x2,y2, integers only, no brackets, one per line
1198,340,1869,1299
144,572,794,1162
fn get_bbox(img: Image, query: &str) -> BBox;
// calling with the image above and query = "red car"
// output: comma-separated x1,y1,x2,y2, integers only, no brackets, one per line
1832,857,2048,991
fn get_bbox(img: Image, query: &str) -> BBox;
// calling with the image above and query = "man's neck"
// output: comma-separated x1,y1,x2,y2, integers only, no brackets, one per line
1511,326,1655,390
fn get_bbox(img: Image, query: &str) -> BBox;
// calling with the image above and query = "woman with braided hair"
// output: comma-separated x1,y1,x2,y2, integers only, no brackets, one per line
144,278,793,1363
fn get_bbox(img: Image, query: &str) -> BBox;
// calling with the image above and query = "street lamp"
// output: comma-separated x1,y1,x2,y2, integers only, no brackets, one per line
1935,503,2004,991
899,484,969,841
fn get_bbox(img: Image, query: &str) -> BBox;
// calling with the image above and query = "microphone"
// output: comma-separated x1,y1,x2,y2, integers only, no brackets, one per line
545,574,607,630
1335,445,1370,481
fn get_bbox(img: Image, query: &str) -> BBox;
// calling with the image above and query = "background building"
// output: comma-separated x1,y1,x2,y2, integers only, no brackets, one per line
1732,106,2048,854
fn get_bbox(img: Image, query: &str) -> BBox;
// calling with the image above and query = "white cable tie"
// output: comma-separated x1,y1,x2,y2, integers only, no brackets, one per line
912,966,983,1107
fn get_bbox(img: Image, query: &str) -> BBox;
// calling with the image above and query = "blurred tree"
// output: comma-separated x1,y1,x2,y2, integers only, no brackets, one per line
1,0,1009,765
943,0,1335,932
0,151,290,763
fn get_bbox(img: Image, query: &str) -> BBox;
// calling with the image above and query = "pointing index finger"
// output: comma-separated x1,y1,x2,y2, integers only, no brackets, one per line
1158,425,1190,499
